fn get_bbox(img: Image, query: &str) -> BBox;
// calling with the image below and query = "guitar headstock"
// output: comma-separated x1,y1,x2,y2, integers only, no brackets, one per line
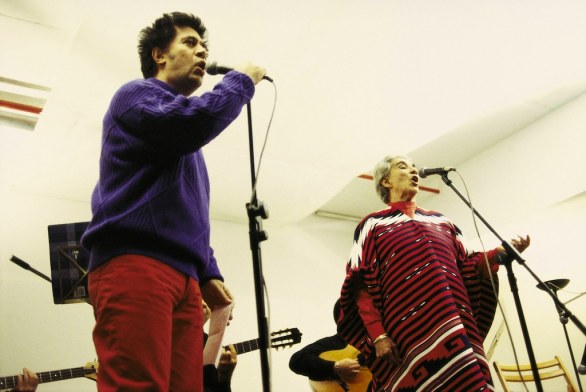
84,361,99,382
269,328,302,350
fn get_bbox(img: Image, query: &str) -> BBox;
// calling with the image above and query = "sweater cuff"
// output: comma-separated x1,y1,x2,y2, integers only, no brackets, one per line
223,71,255,100
486,249,501,273
355,288,386,340
198,251,224,283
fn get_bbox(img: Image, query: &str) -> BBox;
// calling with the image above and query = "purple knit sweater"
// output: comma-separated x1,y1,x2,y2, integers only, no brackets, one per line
81,72,254,282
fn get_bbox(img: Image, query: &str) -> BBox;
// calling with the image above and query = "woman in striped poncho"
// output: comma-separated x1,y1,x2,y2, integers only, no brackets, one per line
337,156,530,391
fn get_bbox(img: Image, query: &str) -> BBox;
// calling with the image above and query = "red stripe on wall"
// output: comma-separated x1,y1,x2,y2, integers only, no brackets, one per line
0,100,43,114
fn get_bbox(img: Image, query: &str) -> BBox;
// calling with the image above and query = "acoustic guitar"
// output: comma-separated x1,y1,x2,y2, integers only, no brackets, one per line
0,328,301,391
0,361,98,390
309,345,372,392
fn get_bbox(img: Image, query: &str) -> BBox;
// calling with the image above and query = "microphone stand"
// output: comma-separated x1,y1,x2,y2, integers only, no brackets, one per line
440,173,586,392
536,279,583,392
245,102,271,392
10,255,52,283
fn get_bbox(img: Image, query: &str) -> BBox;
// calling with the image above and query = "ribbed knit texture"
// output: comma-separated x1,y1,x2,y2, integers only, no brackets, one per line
81,72,254,281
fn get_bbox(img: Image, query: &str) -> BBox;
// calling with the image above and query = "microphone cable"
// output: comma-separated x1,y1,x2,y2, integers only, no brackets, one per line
244,78,278,376
249,80,278,205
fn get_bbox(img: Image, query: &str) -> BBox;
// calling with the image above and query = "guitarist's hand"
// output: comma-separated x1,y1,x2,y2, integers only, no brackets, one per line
375,336,401,365
333,358,361,381
217,344,238,384
201,279,234,323
14,368,39,392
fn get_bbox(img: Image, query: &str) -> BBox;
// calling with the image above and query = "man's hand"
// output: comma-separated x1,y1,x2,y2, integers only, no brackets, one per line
217,344,237,384
333,358,361,381
201,279,234,323
13,368,39,392
234,61,267,85
201,279,233,308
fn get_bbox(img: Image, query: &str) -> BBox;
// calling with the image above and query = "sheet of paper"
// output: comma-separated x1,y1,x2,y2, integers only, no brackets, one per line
203,302,234,366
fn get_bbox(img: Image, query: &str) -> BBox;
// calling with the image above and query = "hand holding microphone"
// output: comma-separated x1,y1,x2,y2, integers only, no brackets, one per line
234,61,268,84
206,61,271,84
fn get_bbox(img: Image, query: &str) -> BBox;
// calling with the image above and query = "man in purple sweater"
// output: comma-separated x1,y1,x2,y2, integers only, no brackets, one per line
81,12,266,391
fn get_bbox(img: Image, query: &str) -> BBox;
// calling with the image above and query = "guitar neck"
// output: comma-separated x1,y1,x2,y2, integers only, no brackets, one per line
0,366,89,389
230,338,261,355
224,327,301,356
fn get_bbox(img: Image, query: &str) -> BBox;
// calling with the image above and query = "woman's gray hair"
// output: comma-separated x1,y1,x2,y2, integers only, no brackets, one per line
373,155,399,204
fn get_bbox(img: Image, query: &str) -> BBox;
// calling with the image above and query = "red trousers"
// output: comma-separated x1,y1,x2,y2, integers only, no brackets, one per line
89,255,204,391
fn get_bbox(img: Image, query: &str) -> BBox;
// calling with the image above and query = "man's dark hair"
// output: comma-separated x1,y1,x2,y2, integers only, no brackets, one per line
138,12,208,78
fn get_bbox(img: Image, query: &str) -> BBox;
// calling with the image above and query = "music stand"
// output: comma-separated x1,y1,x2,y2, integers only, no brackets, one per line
47,221,90,304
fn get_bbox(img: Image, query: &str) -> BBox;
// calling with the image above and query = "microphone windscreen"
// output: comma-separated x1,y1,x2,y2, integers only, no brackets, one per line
206,61,220,75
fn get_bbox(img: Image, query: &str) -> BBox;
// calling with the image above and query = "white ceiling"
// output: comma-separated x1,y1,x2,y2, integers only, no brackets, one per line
2,0,586,225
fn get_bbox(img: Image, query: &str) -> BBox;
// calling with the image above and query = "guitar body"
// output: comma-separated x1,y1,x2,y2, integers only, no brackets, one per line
309,345,372,392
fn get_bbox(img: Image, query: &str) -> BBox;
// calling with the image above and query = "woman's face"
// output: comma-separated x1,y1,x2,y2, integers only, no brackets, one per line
381,157,419,202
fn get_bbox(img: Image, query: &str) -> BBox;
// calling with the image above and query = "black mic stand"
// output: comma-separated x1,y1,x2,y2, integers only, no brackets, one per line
244,102,271,392
536,279,584,392
10,255,52,283
440,173,585,392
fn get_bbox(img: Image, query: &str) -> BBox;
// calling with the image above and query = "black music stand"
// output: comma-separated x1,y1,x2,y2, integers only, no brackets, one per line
48,222,90,304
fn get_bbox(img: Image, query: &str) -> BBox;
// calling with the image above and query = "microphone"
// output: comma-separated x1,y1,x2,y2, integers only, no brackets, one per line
578,345,586,374
417,167,456,178
206,61,273,82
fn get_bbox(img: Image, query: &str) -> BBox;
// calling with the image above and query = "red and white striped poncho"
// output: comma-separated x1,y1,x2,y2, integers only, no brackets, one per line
337,202,498,392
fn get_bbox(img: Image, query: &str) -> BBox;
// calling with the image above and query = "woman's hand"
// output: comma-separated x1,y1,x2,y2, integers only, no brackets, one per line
511,235,531,253
374,335,401,365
